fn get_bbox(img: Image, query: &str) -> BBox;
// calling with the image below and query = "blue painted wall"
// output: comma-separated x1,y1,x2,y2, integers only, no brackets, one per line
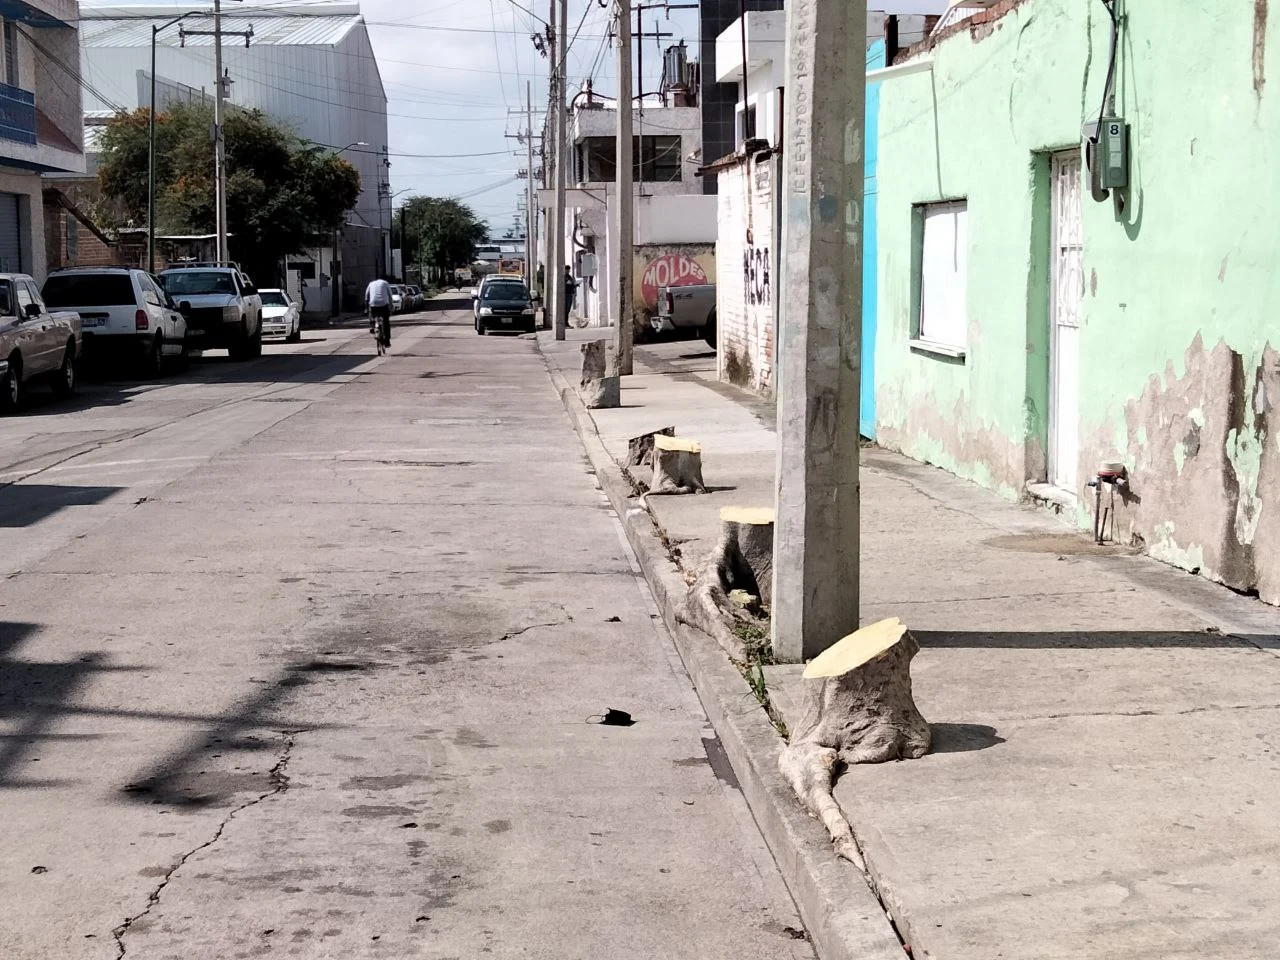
861,40,884,439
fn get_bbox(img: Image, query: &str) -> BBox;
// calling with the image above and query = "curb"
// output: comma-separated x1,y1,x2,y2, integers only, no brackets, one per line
542,356,906,960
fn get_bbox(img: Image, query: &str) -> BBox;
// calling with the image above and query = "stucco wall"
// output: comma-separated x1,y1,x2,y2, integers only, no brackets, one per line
875,0,1280,600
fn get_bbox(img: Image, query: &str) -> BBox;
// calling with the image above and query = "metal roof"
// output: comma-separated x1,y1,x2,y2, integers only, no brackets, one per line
80,3,364,48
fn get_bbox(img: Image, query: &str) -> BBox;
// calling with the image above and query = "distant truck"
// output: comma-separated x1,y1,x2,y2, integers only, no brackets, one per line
651,283,716,348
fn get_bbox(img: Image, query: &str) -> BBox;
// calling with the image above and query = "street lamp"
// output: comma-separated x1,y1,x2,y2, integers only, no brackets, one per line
148,10,205,274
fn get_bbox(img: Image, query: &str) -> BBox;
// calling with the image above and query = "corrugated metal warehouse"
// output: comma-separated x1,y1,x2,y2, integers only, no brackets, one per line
80,2,389,305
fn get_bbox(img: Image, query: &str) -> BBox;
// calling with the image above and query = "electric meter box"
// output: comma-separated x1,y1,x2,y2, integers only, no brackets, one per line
1098,116,1129,190
577,252,598,278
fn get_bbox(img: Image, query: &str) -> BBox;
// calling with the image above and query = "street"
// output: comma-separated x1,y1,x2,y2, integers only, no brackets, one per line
0,295,812,960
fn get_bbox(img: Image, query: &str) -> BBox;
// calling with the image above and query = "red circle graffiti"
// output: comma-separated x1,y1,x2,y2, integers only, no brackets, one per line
640,254,709,310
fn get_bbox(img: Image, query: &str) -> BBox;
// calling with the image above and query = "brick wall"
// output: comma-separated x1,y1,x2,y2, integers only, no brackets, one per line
43,194,125,272
715,155,776,394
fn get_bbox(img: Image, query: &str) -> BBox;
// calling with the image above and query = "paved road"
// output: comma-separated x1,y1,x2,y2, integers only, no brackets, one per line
0,296,812,959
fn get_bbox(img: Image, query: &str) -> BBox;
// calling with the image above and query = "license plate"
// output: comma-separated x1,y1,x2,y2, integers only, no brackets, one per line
80,317,106,328
187,328,204,337
501,317,513,324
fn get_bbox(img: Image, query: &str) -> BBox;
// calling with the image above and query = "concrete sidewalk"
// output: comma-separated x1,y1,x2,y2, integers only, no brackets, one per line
540,329,1280,960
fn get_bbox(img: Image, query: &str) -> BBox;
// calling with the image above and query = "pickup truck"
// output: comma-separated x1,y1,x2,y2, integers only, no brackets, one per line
651,283,716,348
158,264,263,360
0,272,81,411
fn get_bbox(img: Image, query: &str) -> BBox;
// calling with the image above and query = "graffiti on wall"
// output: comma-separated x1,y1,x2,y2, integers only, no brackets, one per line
639,253,711,310
744,244,771,307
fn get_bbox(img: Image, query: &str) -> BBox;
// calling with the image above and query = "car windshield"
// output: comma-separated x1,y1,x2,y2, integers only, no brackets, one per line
161,271,236,296
259,291,289,307
42,274,135,307
483,282,529,301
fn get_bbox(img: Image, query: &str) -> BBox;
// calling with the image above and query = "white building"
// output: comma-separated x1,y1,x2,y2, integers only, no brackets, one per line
552,95,717,329
79,2,388,307
0,0,85,279
708,4,947,393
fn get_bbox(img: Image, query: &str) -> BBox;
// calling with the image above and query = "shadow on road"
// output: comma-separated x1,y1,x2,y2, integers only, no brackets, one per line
0,484,122,527
0,620,337,799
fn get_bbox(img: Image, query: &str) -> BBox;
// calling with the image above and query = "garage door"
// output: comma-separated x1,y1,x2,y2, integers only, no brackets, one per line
0,193,22,273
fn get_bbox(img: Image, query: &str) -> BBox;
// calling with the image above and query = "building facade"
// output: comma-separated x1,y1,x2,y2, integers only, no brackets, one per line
80,2,388,307
559,96,716,329
873,0,1280,602
0,0,85,281
706,8,939,399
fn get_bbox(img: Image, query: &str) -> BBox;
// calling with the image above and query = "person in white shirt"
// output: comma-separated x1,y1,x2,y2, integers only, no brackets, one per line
365,277,392,347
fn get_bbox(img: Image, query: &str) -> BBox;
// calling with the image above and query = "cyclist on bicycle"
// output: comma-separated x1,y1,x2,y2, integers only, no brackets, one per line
365,276,393,348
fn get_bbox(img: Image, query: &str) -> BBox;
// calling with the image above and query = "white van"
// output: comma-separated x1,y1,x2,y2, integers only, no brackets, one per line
42,268,187,377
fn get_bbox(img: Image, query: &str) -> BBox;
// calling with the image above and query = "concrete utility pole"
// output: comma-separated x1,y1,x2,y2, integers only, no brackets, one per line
546,0,564,337
613,0,634,374
771,0,867,663
181,2,251,265
526,81,537,288
213,0,228,263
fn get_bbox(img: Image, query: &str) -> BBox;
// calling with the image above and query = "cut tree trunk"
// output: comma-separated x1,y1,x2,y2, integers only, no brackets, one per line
581,375,620,409
779,618,931,862
651,435,705,494
627,426,676,469
679,507,774,658
580,339,608,385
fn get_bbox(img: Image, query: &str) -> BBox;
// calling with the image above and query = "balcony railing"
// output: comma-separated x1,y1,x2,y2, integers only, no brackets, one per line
0,83,36,146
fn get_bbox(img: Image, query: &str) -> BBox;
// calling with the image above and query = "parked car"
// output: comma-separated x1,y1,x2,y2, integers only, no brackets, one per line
406,285,424,310
474,277,536,335
0,273,81,411
389,284,405,314
258,288,301,342
158,264,263,360
652,283,717,347
471,275,503,319
42,267,187,376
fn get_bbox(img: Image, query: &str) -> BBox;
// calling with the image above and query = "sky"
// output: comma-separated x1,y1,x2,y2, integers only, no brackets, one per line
359,0,700,237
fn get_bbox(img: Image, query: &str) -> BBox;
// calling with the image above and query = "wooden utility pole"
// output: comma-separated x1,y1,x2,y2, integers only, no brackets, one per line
613,0,634,374
771,0,867,663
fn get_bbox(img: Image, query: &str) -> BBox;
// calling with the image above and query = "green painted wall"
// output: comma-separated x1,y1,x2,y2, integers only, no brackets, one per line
874,0,1280,600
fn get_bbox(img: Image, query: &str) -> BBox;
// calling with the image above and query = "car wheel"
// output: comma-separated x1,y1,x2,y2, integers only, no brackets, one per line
703,308,718,350
144,334,165,378
228,321,249,361
0,353,21,413
249,325,263,357
287,319,301,343
51,344,76,398
177,337,191,371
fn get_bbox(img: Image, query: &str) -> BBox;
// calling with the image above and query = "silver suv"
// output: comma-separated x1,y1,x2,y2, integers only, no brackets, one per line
158,263,263,360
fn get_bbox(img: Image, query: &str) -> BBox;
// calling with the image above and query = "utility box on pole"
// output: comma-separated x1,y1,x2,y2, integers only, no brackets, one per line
771,0,866,663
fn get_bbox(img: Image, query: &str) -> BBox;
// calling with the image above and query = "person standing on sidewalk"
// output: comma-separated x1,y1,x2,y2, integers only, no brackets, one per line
365,276,393,347
563,266,577,329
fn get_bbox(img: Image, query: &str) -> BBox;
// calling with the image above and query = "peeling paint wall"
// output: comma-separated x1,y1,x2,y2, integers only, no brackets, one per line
875,0,1280,601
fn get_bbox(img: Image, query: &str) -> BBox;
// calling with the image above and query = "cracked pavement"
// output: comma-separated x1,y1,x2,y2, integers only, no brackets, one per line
0,298,813,959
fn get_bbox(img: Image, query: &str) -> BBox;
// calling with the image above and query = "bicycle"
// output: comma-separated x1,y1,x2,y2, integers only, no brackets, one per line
369,309,391,356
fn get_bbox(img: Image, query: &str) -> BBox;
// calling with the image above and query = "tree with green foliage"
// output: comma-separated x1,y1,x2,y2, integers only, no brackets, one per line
97,102,361,283
394,197,488,276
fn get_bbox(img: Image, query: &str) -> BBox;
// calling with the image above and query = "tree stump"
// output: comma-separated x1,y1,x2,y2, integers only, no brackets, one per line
779,618,931,862
581,375,620,409
627,426,676,469
580,339,608,385
651,435,705,494
679,507,774,658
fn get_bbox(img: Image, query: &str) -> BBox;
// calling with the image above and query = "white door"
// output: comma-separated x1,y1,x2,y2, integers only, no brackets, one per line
1049,153,1084,493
